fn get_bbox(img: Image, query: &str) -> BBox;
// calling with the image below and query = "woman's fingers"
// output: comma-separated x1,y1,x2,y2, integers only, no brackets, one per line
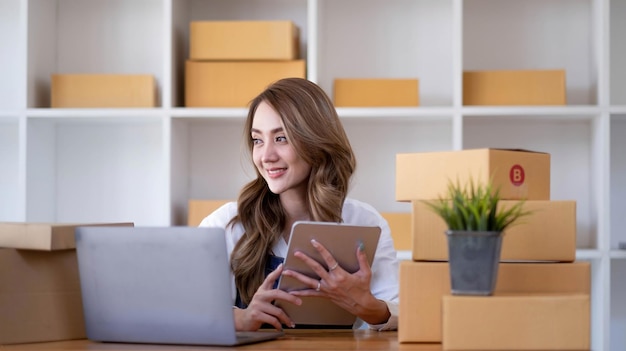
260,263,283,289
241,306,283,331
237,264,303,331
243,288,300,330
310,239,341,273
248,297,296,329
355,243,371,274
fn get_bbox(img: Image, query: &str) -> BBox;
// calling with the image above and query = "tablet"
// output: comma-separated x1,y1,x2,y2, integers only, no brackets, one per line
275,221,381,328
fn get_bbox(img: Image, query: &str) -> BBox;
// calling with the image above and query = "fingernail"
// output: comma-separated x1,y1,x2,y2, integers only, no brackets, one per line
290,323,296,328
358,240,365,252
310,239,319,247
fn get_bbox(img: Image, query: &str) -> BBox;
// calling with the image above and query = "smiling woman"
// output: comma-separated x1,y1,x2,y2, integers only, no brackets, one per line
199,78,399,333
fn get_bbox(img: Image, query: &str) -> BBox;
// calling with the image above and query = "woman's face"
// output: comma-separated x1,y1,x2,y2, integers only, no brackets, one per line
251,101,312,197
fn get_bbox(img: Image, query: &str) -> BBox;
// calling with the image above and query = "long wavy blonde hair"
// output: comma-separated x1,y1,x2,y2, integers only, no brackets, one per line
230,78,356,305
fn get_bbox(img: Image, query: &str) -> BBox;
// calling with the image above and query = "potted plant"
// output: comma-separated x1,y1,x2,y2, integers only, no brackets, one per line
424,178,531,295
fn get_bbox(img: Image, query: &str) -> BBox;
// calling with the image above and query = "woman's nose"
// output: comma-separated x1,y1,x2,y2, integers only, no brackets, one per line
261,142,278,162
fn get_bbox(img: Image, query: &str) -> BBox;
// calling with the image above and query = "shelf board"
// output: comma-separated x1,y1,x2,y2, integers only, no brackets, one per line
170,107,248,119
610,107,626,115
17,106,615,121
26,108,164,121
461,105,600,119
610,250,626,259
336,107,454,121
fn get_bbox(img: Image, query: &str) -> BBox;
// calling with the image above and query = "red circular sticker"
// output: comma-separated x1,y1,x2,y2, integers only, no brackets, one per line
509,165,525,186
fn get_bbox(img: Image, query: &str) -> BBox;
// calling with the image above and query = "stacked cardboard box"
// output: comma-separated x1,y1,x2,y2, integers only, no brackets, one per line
185,20,306,107
395,148,590,351
0,222,133,345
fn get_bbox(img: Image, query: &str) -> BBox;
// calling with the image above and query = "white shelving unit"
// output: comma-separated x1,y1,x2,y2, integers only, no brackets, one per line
0,0,623,350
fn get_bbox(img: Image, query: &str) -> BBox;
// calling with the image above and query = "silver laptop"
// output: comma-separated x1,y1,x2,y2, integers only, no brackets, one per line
74,226,283,346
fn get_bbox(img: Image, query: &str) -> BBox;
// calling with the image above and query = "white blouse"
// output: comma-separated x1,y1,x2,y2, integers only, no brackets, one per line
198,198,399,331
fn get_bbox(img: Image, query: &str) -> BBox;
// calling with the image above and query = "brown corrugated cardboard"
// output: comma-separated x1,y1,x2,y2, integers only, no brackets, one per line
185,60,306,107
188,199,232,227
398,261,590,343
0,222,133,251
396,148,550,201
190,21,299,60
381,212,412,251
333,79,419,107
463,69,566,106
442,294,589,350
0,248,84,344
411,200,576,262
51,74,156,108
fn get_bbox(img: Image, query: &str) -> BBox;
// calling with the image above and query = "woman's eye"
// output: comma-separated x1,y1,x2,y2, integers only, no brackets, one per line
252,138,262,145
276,136,287,143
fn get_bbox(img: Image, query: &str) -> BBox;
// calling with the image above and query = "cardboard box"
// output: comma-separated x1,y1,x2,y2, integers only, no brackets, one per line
396,148,550,201
381,212,412,251
185,60,306,107
442,294,590,350
463,70,566,106
411,200,576,262
0,248,84,344
190,21,299,60
0,222,134,251
0,222,134,344
398,261,590,343
188,199,232,227
333,79,419,107
51,74,156,108
463,69,566,106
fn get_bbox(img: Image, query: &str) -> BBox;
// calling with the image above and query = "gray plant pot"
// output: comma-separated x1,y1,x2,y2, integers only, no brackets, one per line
445,230,503,296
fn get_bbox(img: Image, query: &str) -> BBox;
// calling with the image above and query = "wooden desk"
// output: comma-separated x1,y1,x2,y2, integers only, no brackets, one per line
1,331,441,351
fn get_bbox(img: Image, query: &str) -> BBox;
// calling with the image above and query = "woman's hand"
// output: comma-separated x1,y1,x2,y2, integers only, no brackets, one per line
281,240,390,325
234,264,302,331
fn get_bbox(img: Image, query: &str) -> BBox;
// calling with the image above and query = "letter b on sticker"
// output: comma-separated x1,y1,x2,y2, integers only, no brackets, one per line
510,165,525,186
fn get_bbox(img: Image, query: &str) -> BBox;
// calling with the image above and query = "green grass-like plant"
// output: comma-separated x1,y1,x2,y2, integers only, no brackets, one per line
424,178,530,232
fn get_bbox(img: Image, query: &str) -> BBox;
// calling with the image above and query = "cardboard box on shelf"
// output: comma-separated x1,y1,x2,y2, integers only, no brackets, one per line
0,222,134,251
396,148,550,201
51,74,156,108
190,21,299,60
333,79,419,107
185,60,306,107
398,261,590,343
463,69,566,106
380,212,412,251
188,199,232,227
411,200,576,262
442,294,589,350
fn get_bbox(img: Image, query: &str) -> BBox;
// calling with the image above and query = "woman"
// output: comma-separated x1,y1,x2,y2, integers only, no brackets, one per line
199,78,399,331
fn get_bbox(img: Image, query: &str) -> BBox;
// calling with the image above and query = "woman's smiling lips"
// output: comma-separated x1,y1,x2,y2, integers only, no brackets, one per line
267,167,287,178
